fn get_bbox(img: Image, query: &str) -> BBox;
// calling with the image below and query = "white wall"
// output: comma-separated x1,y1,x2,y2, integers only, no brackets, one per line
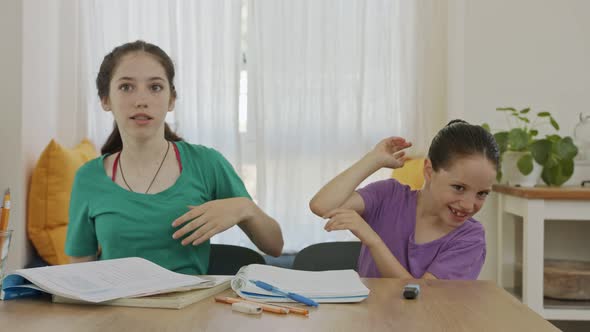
0,0,25,271
448,0,590,281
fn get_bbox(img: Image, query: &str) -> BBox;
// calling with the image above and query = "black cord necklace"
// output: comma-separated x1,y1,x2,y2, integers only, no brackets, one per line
119,141,170,194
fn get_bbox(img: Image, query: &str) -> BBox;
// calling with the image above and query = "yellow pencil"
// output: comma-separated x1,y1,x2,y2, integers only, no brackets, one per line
0,189,10,232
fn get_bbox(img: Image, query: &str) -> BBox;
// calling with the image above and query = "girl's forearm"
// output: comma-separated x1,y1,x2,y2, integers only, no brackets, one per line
365,238,413,279
310,153,382,216
238,199,284,257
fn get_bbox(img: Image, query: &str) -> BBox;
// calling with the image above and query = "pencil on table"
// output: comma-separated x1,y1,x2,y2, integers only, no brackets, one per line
215,296,289,315
267,303,309,316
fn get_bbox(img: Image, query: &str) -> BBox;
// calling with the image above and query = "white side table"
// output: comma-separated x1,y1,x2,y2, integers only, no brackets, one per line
494,184,590,320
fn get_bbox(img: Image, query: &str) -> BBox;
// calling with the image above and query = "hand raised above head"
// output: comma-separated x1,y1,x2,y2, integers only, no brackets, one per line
171,197,250,246
369,136,412,169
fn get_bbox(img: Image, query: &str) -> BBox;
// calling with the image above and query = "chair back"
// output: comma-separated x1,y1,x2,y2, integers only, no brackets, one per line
292,241,361,272
207,244,266,275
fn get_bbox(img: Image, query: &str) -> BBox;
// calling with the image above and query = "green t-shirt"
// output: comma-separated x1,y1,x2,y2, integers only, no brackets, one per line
65,141,250,274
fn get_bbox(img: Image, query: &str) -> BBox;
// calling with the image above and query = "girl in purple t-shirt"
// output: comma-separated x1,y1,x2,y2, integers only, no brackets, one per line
309,120,500,280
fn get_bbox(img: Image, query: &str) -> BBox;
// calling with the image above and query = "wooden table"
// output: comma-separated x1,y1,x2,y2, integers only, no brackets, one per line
494,184,590,320
0,279,557,332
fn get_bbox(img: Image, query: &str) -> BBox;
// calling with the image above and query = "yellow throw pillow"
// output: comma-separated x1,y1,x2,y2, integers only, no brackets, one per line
27,139,98,265
391,158,425,190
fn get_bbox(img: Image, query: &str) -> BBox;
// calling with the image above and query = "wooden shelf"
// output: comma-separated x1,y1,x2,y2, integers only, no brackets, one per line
493,184,590,200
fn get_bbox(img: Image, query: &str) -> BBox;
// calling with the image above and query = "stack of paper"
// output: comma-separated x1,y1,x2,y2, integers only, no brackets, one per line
1,257,231,309
231,264,370,303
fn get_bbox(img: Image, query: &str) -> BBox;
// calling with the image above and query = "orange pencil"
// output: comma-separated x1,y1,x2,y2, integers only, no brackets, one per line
0,189,10,232
266,303,309,316
215,296,289,315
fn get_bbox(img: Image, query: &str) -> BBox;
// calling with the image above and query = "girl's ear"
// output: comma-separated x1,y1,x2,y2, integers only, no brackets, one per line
423,158,434,183
101,97,112,112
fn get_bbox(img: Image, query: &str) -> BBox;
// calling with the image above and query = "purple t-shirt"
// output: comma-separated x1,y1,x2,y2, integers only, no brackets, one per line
356,179,486,280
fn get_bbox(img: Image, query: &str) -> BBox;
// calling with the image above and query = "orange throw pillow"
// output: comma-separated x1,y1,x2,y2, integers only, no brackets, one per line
391,158,425,190
27,139,98,265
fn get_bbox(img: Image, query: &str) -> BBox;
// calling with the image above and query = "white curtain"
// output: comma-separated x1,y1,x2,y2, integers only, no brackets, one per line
248,0,448,252
79,0,243,167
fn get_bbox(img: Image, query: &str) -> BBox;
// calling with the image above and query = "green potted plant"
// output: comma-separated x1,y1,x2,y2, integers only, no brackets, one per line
483,107,578,186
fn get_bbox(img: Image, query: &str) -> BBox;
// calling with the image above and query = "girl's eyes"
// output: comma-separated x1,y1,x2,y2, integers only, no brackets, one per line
150,84,163,92
117,83,164,92
451,184,490,199
477,192,490,199
451,185,464,192
119,83,133,92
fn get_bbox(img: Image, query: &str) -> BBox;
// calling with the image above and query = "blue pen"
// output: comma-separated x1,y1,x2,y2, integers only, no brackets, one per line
250,280,319,307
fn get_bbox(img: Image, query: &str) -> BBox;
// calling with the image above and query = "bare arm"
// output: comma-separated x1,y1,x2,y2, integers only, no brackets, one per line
324,209,436,279
309,154,382,217
310,137,412,217
364,237,437,279
238,198,284,257
172,197,283,257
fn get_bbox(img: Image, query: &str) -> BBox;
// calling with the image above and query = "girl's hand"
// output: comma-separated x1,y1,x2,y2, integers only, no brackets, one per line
171,197,251,246
368,136,412,169
323,208,381,246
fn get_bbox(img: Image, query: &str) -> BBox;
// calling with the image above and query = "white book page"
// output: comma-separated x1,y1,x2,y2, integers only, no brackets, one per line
13,257,207,303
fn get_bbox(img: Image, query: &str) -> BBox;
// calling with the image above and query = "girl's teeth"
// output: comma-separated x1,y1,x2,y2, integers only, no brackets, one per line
450,207,466,217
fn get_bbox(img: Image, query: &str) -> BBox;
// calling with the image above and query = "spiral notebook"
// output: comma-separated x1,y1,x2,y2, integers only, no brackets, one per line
231,264,370,303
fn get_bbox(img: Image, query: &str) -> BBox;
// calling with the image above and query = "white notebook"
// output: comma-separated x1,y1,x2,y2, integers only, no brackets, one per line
231,264,370,303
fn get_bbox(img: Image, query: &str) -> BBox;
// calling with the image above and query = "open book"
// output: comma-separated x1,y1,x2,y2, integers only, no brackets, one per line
231,264,370,303
1,257,230,308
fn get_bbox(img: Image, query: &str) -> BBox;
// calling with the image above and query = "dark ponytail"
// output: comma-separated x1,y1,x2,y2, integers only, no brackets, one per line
97,40,182,155
428,119,500,172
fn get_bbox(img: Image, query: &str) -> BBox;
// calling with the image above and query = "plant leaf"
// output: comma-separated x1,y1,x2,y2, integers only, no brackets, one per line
482,123,491,132
541,164,558,186
537,111,551,117
497,107,517,112
546,155,559,168
494,132,509,154
541,159,572,186
519,108,531,114
530,139,551,164
530,129,538,137
561,158,574,177
556,136,578,160
550,117,560,130
508,128,530,151
517,154,534,175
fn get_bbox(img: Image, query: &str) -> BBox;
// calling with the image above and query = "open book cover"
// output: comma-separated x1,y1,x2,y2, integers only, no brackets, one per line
231,264,370,303
1,257,230,307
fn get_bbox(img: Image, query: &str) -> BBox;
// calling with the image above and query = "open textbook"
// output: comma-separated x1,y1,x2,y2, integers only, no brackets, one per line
1,257,230,308
231,264,370,303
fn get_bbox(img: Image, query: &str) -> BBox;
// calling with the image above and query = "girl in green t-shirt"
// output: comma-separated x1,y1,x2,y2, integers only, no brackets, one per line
65,41,283,274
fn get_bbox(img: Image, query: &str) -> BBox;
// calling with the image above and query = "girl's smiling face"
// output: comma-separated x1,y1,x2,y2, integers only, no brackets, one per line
424,155,497,228
101,51,175,140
